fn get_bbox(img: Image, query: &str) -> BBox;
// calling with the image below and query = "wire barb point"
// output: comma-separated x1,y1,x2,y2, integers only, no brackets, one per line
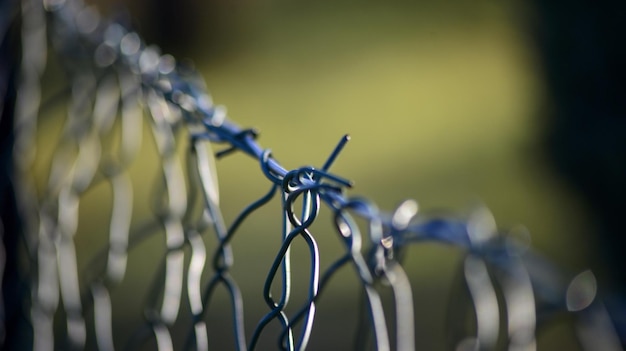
322,134,351,173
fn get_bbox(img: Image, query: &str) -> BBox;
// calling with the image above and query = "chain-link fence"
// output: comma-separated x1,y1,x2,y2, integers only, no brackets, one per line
1,0,624,350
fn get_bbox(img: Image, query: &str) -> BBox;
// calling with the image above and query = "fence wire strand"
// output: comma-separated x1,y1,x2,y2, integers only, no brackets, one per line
1,0,625,350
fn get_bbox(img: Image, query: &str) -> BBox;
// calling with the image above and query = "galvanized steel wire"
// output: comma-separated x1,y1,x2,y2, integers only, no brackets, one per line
2,0,624,350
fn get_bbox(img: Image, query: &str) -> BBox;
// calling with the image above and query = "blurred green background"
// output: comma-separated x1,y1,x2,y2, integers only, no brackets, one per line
34,0,609,349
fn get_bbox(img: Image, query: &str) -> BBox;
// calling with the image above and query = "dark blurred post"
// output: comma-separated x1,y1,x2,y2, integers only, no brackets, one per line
531,0,626,335
124,0,245,58
151,0,201,54
125,0,207,56
1,0,30,349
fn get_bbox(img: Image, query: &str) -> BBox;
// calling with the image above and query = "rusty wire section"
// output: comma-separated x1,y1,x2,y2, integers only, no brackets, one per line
4,0,625,350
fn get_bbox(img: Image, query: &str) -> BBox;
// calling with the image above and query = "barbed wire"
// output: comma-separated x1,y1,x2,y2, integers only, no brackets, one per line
3,0,624,350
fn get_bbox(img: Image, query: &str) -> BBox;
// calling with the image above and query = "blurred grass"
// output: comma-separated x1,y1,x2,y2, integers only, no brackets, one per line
32,0,599,349
192,1,594,268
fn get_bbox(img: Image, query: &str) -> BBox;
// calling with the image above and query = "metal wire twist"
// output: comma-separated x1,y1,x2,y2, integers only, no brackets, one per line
2,0,624,350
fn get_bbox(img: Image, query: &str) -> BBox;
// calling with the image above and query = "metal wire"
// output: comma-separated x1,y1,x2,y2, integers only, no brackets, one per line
2,0,624,350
